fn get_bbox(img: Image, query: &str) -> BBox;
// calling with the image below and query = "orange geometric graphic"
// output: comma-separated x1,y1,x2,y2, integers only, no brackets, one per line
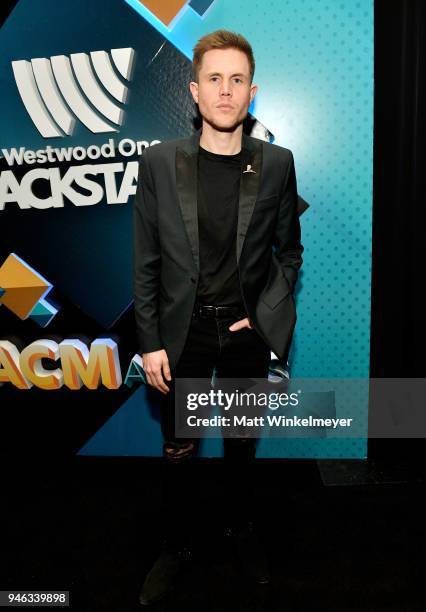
136,0,188,26
0,253,50,319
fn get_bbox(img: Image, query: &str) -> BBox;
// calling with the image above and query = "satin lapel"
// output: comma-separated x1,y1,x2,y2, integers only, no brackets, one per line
237,134,263,264
175,129,263,271
175,130,201,271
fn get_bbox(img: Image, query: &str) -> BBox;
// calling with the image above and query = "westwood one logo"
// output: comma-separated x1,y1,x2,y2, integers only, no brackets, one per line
11,47,135,137
0,47,163,212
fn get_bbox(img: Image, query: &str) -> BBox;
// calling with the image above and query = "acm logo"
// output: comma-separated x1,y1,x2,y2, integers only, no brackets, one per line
11,48,135,137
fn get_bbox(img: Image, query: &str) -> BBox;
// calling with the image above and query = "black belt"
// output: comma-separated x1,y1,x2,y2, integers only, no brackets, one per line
193,301,247,319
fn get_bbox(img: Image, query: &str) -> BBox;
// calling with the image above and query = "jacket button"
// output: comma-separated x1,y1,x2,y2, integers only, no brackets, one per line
190,276,196,283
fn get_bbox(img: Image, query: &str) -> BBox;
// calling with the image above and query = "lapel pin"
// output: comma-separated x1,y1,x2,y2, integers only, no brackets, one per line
243,164,256,174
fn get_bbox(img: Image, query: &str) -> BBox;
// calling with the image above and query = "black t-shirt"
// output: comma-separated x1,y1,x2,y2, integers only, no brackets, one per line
196,145,245,309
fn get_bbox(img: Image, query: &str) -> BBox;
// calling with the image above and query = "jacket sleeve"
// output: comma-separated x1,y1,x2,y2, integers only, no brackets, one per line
273,151,304,294
133,150,163,354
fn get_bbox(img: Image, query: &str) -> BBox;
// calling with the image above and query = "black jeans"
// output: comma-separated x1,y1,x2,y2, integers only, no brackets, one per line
159,306,271,546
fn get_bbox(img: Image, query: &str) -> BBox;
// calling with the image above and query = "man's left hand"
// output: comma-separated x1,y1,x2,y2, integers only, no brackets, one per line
229,317,253,331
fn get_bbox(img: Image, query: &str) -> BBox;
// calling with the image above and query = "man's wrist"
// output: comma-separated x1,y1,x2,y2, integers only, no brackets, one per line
139,344,164,356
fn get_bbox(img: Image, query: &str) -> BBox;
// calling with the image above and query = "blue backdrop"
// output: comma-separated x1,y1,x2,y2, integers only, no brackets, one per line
0,0,373,458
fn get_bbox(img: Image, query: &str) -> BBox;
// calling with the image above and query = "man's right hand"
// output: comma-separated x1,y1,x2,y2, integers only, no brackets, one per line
142,349,172,394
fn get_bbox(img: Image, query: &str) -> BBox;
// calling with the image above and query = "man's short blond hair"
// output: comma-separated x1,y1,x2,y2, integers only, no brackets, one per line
192,29,255,83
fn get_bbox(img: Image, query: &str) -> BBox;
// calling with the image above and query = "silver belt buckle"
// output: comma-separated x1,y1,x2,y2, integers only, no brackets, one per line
208,305,218,317
198,304,214,318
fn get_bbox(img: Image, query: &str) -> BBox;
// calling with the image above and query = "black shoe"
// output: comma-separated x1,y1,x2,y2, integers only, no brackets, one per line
233,521,271,585
138,539,193,607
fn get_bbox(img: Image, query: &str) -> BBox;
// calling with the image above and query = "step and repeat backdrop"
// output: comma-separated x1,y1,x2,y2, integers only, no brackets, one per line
0,0,373,458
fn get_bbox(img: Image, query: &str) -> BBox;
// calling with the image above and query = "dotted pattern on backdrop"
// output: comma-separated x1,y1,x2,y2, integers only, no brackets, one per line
256,0,371,459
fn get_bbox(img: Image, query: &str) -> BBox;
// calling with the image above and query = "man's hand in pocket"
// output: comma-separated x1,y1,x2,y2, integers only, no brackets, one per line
229,317,253,331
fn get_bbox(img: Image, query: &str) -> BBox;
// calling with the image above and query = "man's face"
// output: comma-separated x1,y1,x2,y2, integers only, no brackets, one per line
189,47,257,132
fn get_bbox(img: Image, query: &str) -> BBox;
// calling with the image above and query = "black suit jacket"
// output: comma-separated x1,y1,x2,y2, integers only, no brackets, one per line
133,127,303,371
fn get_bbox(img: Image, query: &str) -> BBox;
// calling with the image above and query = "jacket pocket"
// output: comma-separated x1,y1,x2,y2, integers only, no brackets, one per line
261,275,290,309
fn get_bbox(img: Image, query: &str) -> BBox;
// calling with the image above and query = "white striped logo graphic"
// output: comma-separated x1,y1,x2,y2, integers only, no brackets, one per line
12,48,135,137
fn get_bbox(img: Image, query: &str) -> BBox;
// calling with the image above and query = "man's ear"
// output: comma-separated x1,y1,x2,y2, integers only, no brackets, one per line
189,81,199,104
249,84,258,104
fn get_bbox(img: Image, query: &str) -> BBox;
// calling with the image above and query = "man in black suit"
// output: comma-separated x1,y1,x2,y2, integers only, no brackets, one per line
134,29,303,606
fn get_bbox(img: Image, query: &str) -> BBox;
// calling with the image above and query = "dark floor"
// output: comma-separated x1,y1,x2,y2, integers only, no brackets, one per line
2,457,426,612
